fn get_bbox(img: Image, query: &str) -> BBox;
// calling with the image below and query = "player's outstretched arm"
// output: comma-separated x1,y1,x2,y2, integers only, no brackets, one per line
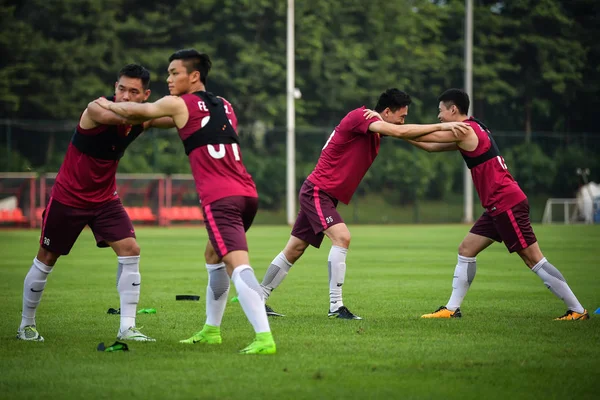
411,126,475,143
95,96,183,120
405,140,459,153
368,120,469,139
362,108,469,139
144,117,176,130
85,101,146,126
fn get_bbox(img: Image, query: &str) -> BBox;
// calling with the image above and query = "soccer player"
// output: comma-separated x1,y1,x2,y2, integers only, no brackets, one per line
383,88,588,320
259,89,470,320
95,49,276,354
17,64,170,343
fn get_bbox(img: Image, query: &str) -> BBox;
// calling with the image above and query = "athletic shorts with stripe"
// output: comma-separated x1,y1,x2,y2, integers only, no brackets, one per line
40,197,135,256
202,196,258,259
290,179,344,249
470,199,537,253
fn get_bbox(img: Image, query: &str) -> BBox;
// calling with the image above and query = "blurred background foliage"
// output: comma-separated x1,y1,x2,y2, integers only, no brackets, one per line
1,0,599,215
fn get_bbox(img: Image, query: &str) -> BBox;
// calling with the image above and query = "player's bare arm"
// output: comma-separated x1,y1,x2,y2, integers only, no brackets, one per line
362,107,472,151
80,101,146,129
95,96,188,128
412,126,478,152
144,117,176,130
362,109,469,139
405,140,459,153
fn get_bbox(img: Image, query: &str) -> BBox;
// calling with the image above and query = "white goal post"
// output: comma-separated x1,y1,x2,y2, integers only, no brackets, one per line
541,198,581,224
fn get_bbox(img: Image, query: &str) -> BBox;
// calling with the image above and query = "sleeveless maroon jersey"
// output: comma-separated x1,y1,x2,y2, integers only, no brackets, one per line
460,118,526,215
177,93,257,205
52,123,138,209
307,107,381,204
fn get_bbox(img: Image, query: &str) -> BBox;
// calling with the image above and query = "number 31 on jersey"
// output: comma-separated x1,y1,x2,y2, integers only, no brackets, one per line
208,144,241,161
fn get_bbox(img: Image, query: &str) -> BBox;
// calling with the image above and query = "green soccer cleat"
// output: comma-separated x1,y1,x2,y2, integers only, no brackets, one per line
16,325,44,342
239,332,276,355
180,324,222,344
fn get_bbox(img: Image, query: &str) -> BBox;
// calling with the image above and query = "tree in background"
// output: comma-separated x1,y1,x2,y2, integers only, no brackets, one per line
0,0,598,200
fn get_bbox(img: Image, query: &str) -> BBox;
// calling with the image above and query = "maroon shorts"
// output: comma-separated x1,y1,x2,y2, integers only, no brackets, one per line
470,199,537,253
40,197,135,255
291,180,344,248
202,196,258,258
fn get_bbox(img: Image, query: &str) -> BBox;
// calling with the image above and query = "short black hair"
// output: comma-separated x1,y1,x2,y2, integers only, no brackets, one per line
374,89,412,113
438,88,470,115
117,64,150,90
168,49,212,85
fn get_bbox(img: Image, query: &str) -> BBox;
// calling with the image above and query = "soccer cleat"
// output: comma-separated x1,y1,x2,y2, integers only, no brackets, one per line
239,332,276,355
421,306,462,319
117,326,156,342
180,325,222,344
554,309,589,321
328,306,362,320
16,325,44,342
265,304,285,317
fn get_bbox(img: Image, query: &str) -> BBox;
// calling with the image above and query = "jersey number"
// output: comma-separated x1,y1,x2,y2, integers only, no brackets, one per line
208,144,240,161
497,156,508,170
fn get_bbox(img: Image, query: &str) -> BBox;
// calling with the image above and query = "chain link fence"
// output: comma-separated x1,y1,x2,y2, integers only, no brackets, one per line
1,119,599,224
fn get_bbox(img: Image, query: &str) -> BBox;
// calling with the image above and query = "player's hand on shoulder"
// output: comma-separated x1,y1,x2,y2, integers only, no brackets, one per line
441,122,470,138
94,97,112,109
363,108,382,121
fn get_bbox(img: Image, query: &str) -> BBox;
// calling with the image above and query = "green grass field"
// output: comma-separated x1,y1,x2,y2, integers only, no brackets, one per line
1,225,599,400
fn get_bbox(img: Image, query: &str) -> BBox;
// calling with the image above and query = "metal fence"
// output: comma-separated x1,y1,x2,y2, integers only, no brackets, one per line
1,119,599,224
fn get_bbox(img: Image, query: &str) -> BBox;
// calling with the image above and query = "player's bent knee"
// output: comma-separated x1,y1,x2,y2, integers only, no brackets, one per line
340,234,351,248
113,238,141,257
458,242,476,258
517,245,544,268
205,252,221,265
223,250,250,275
125,241,141,256
325,225,351,248
331,233,351,249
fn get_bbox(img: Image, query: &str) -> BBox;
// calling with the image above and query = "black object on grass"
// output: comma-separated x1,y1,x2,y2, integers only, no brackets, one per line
176,295,200,301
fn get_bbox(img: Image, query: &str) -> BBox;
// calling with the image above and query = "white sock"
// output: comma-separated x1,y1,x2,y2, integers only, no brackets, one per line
446,255,477,311
117,256,141,332
232,265,270,333
261,252,293,300
328,245,348,313
532,258,585,313
20,258,52,330
205,262,229,326
116,261,123,288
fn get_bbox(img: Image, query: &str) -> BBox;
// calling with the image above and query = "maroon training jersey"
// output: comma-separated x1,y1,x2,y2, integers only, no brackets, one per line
51,123,135,209
178,94,257,205
460,119,526,215
307,107,381,204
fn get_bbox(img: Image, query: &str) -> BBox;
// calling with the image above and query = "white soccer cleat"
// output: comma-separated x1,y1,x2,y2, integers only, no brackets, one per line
17,325,44,342
117,327,156,342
